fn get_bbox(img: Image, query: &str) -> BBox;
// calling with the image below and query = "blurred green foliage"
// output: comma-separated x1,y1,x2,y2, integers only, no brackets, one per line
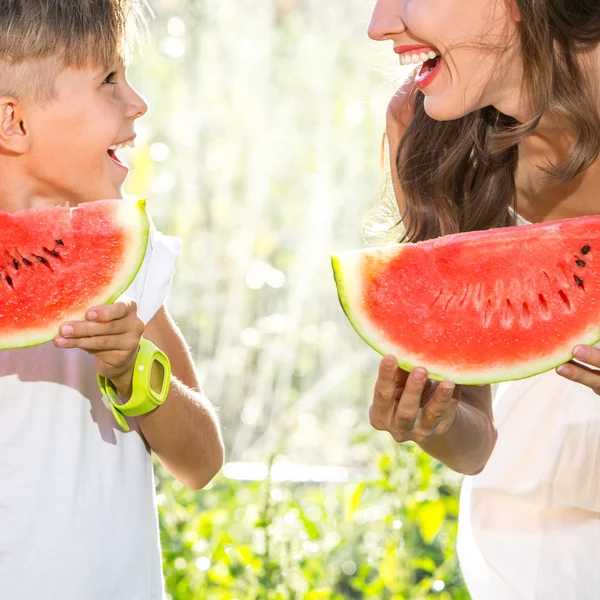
157,436,469,599
131,1,470,597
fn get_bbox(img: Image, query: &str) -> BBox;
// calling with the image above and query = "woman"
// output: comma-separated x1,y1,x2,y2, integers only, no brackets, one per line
367,1,600,598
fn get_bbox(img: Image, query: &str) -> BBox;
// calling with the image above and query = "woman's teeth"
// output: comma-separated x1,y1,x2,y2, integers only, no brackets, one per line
399,51,439,66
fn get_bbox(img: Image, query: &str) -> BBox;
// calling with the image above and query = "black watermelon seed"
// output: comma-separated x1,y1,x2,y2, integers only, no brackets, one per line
22,258,31,266
36,255,48,265
12,259,18,270
582,245,591,255
43,247,60,258
574,276,584,286
55,239,64,246
576,259,586,267
6,276,12,286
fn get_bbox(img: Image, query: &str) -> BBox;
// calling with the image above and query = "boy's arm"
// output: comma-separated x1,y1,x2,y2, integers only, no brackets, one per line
136,304,225,489
56,299,224,489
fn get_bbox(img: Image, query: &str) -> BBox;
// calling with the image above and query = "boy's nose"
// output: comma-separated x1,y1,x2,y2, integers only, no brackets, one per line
128,87,149,120
368,0,407,41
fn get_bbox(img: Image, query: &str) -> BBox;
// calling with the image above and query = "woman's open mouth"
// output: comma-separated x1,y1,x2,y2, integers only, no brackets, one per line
395,46,442,90
415,55,442,89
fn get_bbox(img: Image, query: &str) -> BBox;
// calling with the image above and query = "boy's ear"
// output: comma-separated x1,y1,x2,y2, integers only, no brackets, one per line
0,98,30,155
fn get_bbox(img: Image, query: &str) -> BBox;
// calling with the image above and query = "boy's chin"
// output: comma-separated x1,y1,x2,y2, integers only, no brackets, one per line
101,179,126,200
76,183,125,204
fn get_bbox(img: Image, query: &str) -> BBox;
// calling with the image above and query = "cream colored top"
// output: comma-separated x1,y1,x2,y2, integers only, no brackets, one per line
457,213,600,599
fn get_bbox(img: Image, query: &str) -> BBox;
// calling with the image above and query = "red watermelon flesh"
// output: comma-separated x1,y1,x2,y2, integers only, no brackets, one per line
0,199,149,349
331,216,600,384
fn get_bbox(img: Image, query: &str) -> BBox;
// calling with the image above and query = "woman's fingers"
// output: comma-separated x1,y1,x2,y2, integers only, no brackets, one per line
370,360,459,445
370,356,402,431
557,358,600,395
394,368,428,434
418,383,459,436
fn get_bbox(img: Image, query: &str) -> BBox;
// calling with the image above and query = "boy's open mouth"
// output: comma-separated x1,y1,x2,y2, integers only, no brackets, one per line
107,149,125,166
107,140,135,168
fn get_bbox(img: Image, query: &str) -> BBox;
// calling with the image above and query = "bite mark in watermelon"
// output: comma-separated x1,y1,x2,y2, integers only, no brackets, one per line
331,216,600,384
0,199,149,349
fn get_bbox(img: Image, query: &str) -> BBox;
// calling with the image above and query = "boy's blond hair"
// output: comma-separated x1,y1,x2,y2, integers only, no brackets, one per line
0,0,148,102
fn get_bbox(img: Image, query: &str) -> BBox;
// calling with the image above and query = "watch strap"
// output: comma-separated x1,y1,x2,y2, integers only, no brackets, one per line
97,338,171,432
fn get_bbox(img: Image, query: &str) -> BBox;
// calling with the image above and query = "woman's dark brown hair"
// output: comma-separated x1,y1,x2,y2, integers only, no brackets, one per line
397,0,600,242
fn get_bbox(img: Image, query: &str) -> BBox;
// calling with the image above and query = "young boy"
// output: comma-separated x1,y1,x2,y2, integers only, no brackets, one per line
0,1,224,598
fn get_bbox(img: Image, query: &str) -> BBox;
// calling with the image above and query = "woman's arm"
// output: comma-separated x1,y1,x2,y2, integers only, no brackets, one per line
418,385,497,475
369,80,497,475
370,358,497,475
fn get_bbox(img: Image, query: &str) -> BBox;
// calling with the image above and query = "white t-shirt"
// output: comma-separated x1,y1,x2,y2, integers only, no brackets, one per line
0,221,181,600
458,213,600,599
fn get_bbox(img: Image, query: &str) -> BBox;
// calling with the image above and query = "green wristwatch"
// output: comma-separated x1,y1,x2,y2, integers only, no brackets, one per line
98,338,171,432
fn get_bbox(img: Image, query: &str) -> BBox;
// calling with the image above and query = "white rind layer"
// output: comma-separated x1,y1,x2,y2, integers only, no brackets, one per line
331,248,600,385
0,199,150,350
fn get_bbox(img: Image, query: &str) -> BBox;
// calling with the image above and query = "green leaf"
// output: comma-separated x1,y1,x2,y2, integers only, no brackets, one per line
305,590,332,599
345,482,364,522
417,500,446,544
300,512,321,540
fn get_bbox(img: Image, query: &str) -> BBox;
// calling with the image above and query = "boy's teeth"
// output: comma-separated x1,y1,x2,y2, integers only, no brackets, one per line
108,141,135,151
400,50,439,66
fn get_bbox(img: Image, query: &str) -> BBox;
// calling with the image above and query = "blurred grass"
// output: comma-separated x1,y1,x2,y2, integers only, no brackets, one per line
124,0,469,597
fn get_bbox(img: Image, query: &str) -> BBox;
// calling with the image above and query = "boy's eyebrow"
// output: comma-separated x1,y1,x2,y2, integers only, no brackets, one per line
94,56,125,78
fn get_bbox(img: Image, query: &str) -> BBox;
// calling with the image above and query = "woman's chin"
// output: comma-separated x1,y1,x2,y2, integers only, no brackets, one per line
423,95,474,122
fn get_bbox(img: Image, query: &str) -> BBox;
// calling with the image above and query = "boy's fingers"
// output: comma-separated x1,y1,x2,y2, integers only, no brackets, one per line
86,299,137,323
60,319,129,338
54,333,140,352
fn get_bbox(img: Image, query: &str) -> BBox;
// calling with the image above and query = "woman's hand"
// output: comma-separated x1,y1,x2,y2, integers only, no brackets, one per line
557,345,600,394
369,355,460,445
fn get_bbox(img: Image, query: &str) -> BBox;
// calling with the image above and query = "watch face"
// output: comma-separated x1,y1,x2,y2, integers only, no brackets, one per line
150,358,167,396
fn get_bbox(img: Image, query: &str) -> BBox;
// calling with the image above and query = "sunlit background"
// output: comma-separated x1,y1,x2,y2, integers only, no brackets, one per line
124,0,469,597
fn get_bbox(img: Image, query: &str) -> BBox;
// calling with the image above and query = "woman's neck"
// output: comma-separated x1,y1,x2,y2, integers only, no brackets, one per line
513,45,600,223
516,130,600,223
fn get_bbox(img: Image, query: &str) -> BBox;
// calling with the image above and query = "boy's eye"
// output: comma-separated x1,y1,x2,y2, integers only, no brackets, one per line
103,71,118,85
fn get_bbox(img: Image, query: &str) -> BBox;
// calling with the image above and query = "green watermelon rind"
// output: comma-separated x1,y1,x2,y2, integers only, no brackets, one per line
0,199,150,350
331,249,600,385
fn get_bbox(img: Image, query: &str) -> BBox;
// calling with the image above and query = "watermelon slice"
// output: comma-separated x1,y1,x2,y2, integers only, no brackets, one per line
0,199,149,349
331,216,600,384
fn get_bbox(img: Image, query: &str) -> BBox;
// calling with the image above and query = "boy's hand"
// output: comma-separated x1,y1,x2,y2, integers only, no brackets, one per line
54,297,144,398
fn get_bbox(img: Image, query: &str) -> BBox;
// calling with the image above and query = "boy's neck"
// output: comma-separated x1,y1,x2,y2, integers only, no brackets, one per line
0,162,85,212
0,164,38,212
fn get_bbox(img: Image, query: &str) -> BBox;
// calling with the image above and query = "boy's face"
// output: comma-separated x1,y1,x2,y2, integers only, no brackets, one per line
23,58,148,203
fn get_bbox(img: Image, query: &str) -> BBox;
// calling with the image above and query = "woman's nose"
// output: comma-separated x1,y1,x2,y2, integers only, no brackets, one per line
368,0,406,41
